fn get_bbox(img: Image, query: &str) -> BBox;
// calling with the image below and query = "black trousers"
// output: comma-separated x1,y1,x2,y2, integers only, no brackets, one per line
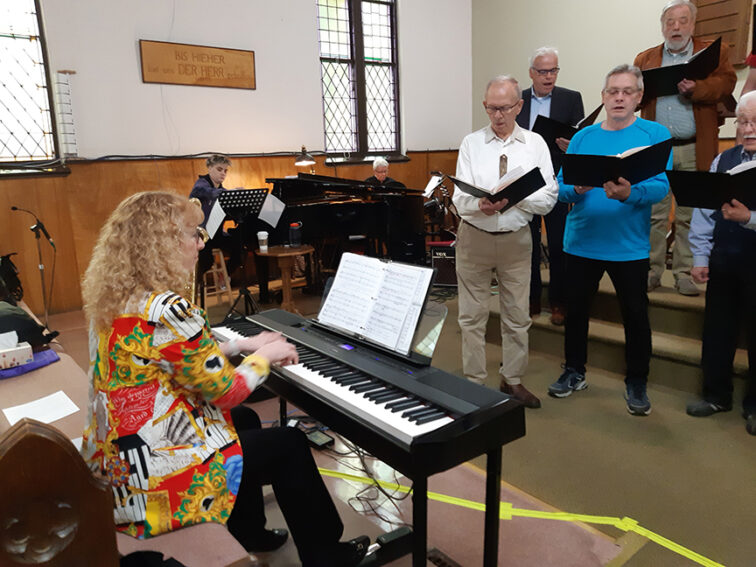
227,406,344,562
564,254,651,385
701,253,756,414
530,201,568,308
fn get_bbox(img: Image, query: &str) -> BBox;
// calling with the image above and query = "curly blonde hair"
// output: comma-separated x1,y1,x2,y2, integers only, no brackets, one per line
82,191,203,330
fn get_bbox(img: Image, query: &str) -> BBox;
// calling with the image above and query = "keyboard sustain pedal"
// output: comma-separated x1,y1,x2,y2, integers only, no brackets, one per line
357,527,412,565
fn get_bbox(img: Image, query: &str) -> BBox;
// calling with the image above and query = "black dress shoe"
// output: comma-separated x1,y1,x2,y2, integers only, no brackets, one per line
303,535,370,567
238,527,289,552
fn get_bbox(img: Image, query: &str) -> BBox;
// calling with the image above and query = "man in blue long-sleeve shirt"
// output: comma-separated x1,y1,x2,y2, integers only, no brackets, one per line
686,91,756,435
547,64,672,416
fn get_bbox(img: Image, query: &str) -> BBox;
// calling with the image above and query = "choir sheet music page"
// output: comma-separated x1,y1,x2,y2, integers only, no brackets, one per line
317,253,433,354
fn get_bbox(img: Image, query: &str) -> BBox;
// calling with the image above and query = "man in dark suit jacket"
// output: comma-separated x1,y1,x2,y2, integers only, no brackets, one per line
516,47,584,326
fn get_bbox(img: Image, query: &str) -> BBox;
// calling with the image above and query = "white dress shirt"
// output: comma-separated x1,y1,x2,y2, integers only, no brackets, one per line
452,123,558,233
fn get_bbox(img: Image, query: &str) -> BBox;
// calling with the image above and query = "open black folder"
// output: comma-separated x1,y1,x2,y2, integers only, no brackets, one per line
532,103,604,152
447,167,546,211
641,37,721,102
561,138,672,187
667,167,756,211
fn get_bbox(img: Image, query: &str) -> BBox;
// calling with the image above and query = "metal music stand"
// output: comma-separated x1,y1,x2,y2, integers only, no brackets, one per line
216,189,269,318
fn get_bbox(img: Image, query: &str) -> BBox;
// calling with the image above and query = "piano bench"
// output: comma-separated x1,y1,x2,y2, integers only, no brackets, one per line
117,524,257,566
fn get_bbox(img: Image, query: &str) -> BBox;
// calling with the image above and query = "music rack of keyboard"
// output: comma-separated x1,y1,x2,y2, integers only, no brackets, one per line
213,309,525,479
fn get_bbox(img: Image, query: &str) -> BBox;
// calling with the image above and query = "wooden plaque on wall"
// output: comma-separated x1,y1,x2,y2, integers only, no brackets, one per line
139,40,256,89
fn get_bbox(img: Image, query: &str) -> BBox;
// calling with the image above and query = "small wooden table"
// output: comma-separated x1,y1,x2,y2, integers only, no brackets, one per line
255,245,314,314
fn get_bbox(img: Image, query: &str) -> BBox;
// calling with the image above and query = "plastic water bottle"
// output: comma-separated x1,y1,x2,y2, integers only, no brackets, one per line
289,221,302,247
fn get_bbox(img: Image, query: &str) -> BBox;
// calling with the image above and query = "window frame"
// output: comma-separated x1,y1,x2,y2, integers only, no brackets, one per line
318,0,406,166
0,0,66,176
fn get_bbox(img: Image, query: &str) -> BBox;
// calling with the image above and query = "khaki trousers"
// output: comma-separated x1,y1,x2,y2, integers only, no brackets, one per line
649,141,696,280
455,222,531,385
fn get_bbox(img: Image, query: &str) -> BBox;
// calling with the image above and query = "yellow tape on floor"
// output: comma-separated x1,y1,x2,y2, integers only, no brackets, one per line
319,468,724,567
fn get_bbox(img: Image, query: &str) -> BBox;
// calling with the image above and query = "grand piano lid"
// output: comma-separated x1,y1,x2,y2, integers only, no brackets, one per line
265,172,424,195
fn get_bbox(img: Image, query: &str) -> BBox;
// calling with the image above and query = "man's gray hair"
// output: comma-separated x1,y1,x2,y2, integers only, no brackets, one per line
660,0,697,22
484,75,522,100
736,90,756,116
372,156,389,170
529,46,559,68
604,64,644,91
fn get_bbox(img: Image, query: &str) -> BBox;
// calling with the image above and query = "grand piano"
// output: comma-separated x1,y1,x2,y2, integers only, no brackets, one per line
214,308,526,566
257,172,426,266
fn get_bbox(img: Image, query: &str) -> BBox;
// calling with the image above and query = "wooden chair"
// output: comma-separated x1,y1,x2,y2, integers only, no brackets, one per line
0,418,119,566
203,248,234,308
0,419,257,567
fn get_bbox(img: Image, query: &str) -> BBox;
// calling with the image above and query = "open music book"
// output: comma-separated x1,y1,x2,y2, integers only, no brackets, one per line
531,103,604,151
641,37,721,102
316,253,435,356
447,166,546,209
667,162,756,210
561,138,672,187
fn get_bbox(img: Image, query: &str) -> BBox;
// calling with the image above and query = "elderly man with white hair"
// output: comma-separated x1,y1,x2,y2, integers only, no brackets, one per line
452,75,558,408
365,157,405,188
686,91,756,435
634,0,736,297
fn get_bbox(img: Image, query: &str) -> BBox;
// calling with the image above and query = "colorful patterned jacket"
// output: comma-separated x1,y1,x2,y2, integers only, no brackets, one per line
81,291,267,538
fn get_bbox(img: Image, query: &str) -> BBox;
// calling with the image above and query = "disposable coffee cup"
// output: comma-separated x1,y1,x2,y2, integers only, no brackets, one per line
257,231,269,252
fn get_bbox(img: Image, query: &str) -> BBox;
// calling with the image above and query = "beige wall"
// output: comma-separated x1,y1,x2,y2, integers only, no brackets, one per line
470,0,751,136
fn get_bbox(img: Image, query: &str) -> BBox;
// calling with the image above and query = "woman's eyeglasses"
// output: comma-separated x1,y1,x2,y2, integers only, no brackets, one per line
195,226,210,243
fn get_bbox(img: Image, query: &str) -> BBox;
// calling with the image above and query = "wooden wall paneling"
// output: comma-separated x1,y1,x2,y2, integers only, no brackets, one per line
0,175,81,316
694,0,752,63
1,151,459,315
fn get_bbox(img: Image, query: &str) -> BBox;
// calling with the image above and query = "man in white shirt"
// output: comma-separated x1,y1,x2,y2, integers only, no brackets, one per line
452,75,558,408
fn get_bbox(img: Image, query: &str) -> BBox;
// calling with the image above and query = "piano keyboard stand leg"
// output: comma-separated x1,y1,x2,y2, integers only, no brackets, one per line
412,476,428,567
483,446,502,566
279,397,287,428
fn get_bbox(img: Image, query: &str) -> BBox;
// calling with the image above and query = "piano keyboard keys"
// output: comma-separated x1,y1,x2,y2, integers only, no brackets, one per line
213,322,455,446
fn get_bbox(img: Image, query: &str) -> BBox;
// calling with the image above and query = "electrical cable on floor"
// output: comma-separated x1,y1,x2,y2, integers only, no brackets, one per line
428,287,457,302
323,433,412,528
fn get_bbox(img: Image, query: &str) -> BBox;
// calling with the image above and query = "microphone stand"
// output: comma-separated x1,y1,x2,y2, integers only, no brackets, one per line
25,220,50,328
12,207,55,328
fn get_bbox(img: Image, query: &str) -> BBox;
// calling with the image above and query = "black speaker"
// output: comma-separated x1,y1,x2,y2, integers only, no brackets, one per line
430,246,456,286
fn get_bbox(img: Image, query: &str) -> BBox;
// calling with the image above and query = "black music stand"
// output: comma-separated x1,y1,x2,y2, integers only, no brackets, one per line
217,189,269,318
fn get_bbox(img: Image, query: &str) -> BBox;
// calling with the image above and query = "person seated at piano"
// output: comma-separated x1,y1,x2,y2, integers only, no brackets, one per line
189,154,242,276
80,191,369,567
364,156,406,189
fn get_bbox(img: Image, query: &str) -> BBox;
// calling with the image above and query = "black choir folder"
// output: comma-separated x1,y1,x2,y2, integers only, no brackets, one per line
531,103,604,151
641,37,721,102
314,253,436,362
561,138,672,187
667,163,756,211
447,166,546,210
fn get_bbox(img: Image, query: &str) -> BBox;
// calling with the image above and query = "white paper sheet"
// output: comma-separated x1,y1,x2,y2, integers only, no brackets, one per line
2,390,79,426
317,253,433,354
423,175,444,198
206,199,226,239
259,192,286,228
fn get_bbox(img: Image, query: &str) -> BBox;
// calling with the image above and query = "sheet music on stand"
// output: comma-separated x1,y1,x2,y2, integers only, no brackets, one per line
207,189,269,239
315,253,436,361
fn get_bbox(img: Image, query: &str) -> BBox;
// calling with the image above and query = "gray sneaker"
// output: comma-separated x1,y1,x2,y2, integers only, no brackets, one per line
625,383,651,416
686,399,731,417
675,277,700,296
548,367,587,398
647,273,661,292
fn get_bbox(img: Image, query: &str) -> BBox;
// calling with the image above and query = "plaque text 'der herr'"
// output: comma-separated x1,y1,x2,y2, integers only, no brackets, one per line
139,40,256,89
